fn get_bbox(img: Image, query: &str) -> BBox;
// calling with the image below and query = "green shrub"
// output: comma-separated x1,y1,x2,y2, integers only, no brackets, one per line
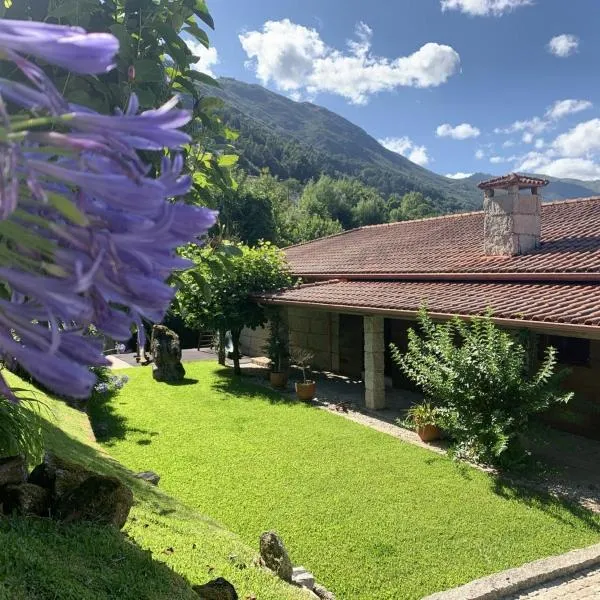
390,309,573,469
0,384,44,464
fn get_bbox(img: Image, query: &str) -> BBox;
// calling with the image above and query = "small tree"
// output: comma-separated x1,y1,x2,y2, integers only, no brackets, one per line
176,242,293,375
390,309,573,468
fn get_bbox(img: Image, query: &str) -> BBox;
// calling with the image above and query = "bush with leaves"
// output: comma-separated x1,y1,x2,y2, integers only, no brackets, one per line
390,309,573,468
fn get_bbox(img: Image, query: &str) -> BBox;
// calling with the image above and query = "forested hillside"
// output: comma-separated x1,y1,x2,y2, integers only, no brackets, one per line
210,78,482,213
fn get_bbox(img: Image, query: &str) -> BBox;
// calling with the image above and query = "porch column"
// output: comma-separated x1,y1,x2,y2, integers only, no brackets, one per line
364,315,385,410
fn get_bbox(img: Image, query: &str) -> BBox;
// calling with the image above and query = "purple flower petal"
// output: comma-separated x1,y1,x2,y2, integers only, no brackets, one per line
0,19,118,74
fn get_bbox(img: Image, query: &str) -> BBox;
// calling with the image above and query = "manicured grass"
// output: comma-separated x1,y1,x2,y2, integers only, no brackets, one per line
0,373,305,600
91,362,600,600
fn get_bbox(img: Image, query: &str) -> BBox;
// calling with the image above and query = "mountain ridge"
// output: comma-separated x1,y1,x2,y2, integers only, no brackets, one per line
209,78,600,210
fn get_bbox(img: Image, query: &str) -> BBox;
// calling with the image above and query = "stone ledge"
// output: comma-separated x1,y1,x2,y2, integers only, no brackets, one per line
421,543,600,600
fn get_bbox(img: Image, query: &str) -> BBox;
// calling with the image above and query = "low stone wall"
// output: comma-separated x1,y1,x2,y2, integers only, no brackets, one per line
239,325,269,357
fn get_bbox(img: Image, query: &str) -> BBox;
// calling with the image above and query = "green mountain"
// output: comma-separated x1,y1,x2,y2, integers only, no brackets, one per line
211,78,482,212
463,173,600,202
209,78,600,211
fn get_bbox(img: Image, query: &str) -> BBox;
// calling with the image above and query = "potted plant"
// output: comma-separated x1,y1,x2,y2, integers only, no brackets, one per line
291,347,316,401
404,402,441,442
264,313,289,389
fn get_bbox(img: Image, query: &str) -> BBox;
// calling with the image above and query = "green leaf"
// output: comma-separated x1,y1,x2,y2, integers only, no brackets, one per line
47,192,89,226
173,75,198,97
193,0,214,29
133,59,164,83
186,70,218,87
217,154,239,168
183,20,210,48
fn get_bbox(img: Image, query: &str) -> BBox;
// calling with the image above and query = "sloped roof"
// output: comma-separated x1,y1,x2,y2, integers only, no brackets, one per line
260,280,600,335
284,197,600,277
477,173,549,190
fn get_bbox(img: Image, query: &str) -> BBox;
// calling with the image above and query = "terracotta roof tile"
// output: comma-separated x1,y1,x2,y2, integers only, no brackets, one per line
478,173,549,189
261,280,600,329
284,197,600,276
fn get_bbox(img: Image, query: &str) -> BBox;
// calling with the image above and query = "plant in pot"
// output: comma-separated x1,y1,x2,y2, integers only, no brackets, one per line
290,347,316,401
265,314,290,389
404,402,442,442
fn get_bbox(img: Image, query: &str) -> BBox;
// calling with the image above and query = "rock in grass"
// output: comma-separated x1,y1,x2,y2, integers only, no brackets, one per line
292,566,315,590
259,531,293,583
0,456,26,487
54,474,133,529
1,483,50,516
151,325,185,382
192,577,238,599
135,471,160,486
27,462,54,490
42,452,91,499
313,583,336,600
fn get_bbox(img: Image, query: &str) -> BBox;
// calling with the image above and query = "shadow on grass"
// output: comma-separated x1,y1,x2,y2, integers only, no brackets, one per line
210,367,301,406
491,476,600,531
0,515,196,600
87,391,159,445
161,378,199,387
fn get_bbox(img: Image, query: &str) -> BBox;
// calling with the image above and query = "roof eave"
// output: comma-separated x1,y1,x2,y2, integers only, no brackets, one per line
260,298,600,340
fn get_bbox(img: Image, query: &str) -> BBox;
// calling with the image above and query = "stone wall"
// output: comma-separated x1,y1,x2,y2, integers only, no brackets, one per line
287,307,335,371
239,325,269,357
239,307,338,371
484,186,541,256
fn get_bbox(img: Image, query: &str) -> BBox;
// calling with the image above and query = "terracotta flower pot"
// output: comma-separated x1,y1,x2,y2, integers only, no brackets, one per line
295,381,316,401
269,371,288,389
417,424,441,442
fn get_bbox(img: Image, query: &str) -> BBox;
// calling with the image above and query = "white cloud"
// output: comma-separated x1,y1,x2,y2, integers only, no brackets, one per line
186,40,219,77
495,98,592,142
545,99,592,120
502,140,515,148
379,136,431,166
436,122,480,139
440,0,532,16
547,34,579,58
446,172,473,179
495,116,547,136
552,119,600,157
534,138,545,149
490,156,505,164
522,132,534,144
518,157,600,180
239,19,461,104
475,149,485,159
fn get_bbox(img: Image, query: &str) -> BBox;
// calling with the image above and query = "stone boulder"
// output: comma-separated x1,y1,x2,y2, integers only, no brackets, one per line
259,531,293,583
151,325,185,382
135,471,160,486
54,474,133,529
0,456,26,487
192,577,238,600
313,583,336,600
41,452,92,499
1,483,49,516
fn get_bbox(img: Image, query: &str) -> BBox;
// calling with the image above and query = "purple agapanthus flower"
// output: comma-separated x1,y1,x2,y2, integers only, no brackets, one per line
0,19,217,399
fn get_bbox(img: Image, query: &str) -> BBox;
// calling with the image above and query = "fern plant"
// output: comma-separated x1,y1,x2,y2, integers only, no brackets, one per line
390,308,573,468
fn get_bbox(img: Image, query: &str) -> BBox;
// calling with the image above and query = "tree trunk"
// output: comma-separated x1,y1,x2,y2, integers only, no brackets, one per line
217,330,226,366
231,329,241,376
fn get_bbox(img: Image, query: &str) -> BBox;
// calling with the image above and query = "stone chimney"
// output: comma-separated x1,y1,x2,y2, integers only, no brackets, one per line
478,173,549,256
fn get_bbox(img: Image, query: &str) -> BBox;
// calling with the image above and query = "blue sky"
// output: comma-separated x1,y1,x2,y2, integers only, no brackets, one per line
192,0,600,181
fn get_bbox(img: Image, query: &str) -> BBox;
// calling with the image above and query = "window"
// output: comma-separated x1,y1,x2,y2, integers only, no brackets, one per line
538,334,591,367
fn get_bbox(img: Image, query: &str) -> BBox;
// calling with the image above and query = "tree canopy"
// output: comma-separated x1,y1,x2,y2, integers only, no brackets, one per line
176,243,293,374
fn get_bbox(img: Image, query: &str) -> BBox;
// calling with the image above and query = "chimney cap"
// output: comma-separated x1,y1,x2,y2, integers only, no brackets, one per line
478,172,549,190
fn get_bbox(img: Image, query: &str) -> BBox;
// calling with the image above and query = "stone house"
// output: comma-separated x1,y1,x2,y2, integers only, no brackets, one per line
241,174,600,439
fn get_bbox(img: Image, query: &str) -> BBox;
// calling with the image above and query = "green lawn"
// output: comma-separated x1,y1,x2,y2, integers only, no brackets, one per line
0,373,305,600
91,362,600,600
